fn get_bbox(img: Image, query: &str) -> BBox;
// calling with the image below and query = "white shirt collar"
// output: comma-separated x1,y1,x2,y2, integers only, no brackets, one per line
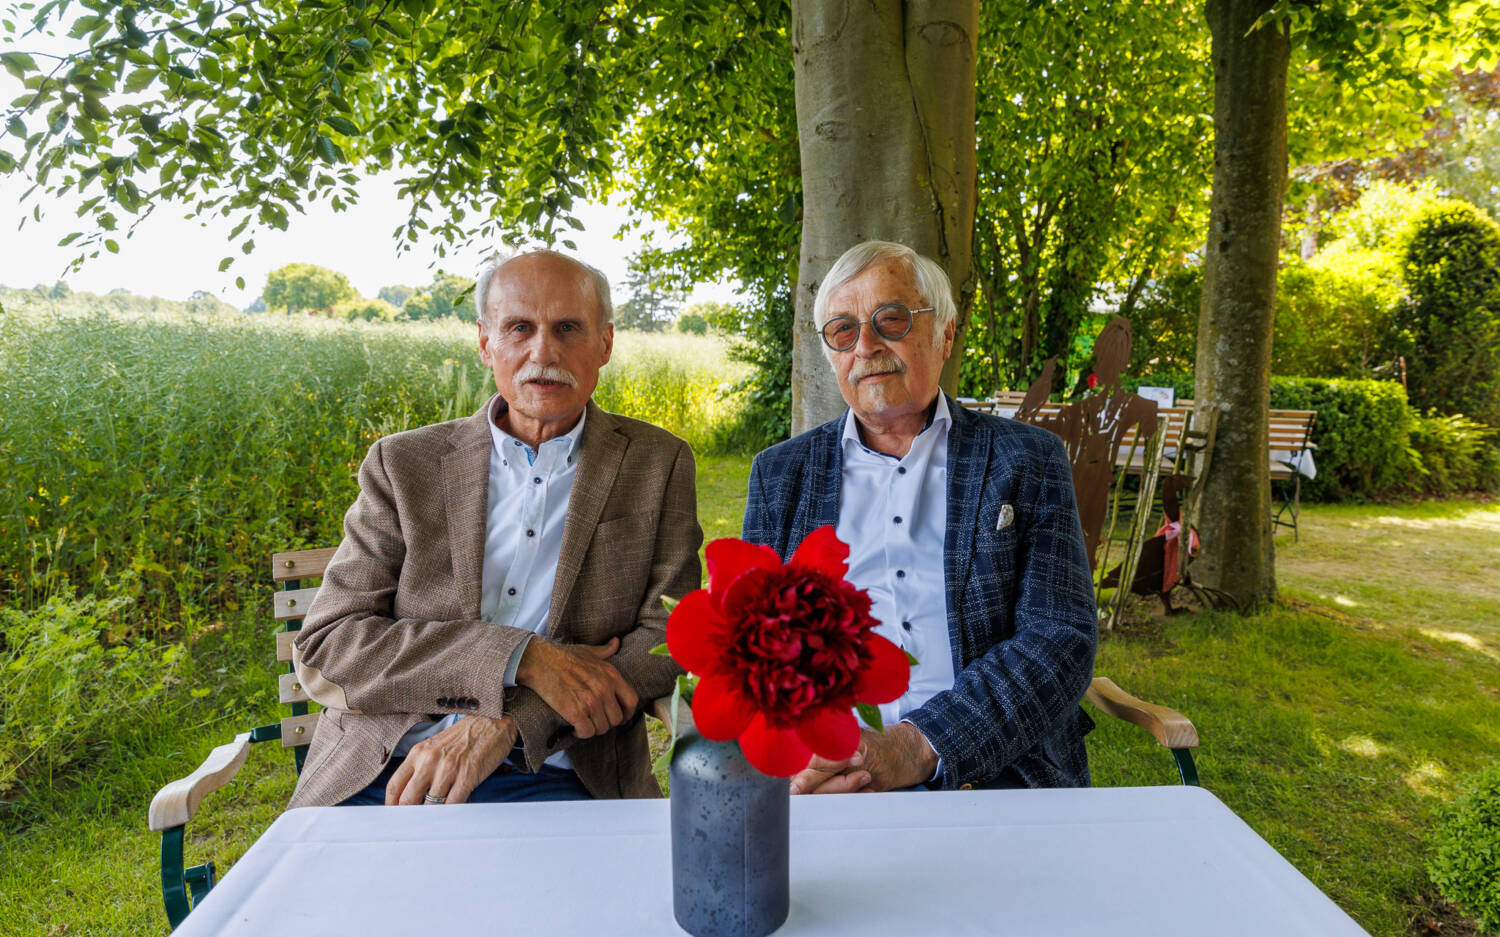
487,395,588,466
841,393,952,459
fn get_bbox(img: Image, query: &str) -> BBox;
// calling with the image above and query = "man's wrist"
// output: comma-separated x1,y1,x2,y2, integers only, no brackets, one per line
512,635,552,687
898,720,941,785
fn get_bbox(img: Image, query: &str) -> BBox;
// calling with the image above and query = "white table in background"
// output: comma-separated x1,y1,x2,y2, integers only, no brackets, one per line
172,785,1368,936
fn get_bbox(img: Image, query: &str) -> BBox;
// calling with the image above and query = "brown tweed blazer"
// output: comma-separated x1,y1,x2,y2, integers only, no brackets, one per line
287,398,700,808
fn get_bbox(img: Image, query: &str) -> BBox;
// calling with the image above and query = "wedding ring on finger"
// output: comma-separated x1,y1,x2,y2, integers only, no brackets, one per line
423,793,445,804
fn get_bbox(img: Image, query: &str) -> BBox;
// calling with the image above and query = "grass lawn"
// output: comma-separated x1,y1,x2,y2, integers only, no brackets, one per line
1,472,1495,936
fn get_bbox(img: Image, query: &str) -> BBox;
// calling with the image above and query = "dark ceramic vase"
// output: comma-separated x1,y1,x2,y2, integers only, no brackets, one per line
669,732,790,937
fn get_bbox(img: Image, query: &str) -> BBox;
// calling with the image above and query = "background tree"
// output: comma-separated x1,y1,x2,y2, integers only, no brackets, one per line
333,296,401,322
262,263,355,314
377,284,413,308
402,273,473,321
615,258,687,332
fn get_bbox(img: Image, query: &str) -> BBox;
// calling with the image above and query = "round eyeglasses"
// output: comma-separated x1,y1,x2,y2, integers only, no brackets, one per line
820,303,936,352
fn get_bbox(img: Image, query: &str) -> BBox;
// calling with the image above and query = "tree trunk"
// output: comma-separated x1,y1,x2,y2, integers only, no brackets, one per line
1193,0,1288,606
789,0,978,434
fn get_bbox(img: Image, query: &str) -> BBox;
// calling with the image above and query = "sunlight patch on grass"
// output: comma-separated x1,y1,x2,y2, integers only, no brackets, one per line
1403,761,1447,798
1340,734,1388,759
1418,628,1500,661
1333,595,1359,608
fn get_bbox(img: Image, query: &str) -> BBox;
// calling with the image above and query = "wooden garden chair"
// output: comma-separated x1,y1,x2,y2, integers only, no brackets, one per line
1269,409,1318,541
147,546,1200,927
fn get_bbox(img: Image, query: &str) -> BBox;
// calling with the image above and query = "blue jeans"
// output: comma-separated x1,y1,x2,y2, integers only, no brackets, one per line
338,758,593,806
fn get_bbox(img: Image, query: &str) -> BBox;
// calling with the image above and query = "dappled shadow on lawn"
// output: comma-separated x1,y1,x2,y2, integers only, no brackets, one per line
1091,588,1499,937
1276,501,1500,657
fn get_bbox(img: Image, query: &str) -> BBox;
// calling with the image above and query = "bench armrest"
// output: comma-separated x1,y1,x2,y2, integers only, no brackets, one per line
1085,677,1199,749
148,732,252,832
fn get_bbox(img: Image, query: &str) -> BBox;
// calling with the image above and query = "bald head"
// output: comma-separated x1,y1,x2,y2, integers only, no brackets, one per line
476,250,613,333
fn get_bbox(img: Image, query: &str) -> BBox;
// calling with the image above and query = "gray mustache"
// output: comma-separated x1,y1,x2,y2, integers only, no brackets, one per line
848,355,906,382
516,363,579,387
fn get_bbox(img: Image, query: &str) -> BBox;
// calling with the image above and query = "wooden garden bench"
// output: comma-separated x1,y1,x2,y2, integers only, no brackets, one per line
147,546,1201,927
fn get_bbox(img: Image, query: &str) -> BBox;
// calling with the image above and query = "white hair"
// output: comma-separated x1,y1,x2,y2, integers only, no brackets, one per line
813,241,956,363
474,250,614,329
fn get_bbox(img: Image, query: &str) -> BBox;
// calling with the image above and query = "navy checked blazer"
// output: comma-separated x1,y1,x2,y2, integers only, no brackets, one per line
742,395,1097,789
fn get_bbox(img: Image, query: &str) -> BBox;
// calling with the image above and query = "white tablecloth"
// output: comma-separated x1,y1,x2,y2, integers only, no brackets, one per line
173,786,1367,936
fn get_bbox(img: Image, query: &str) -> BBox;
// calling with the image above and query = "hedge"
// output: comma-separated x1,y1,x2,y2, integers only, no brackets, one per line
1120,375,1498,500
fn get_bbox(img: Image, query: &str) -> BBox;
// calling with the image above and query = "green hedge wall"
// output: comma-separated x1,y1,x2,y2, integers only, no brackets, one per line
1119,375,1498,500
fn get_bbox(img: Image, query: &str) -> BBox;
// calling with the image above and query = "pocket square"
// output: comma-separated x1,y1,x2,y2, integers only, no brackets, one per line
996,503,1015,530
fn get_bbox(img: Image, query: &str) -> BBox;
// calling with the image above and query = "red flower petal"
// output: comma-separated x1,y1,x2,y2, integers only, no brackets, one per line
738,713,814,777
705,538,783,597
794,706,861,761
789,524,849,580
691,675,755,741
665,589,730,676
854,633,912,705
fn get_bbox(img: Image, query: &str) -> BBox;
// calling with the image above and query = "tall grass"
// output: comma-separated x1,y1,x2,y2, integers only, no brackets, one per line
0,299,747,616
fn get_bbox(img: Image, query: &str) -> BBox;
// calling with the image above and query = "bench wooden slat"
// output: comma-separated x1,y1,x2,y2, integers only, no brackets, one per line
275,630,297,663
278,672,312,705
273,586,320,621
280,713,320,748
271,547,338,582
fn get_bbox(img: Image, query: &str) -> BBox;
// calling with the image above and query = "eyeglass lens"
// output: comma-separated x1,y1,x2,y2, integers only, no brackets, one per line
822,303,915,351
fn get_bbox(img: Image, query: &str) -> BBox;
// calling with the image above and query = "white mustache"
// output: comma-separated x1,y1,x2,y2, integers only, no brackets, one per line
849,355,906,382
516,363,579,387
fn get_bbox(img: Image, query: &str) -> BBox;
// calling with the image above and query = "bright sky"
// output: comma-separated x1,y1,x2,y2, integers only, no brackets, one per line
0,20,736,310
0,167,725,309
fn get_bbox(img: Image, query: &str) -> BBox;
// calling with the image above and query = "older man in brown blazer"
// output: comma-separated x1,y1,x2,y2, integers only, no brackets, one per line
288,251,699,808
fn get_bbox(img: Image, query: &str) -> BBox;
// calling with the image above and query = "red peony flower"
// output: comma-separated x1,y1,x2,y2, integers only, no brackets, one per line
1086,373,1099,389
665,525,910,777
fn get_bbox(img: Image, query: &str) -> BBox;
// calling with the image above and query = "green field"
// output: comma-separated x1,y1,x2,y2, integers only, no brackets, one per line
1,301,1495,936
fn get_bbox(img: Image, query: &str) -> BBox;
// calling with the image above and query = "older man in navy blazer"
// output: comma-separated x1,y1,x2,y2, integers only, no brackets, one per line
743,241,1097,793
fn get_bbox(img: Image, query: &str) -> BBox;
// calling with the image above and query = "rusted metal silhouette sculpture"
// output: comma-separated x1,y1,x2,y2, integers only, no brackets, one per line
1015,318,1158,572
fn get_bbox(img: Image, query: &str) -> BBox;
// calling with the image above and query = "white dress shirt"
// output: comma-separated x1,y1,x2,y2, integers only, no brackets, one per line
392,398,583,769
836,397,957,738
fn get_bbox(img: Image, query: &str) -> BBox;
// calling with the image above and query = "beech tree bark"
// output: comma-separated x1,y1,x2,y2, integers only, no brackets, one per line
1192,0,1289,605
789,0,978,434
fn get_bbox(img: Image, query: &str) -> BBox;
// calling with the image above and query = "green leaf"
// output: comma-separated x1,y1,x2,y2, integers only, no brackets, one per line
81,97,111,121
1,52,37,78
648,642,672,656
57,232,81,246
856,703,884,733
104,239,119,253
348,37,372,51
123,68,155,93
217,256,233,272
905,650,919,666
660,594,680,613
324,115,360,136
235,276,245,290
315,134,338,163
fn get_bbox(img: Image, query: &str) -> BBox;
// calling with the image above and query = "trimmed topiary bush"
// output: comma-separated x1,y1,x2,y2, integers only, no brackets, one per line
1428,764,1500,934
1395,202,1500,427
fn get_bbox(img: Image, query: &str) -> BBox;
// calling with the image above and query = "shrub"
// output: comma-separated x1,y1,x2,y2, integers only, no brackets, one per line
1273,250,1402,378
0,590,183,798
1394,202,1500,426
1428,764,1500,933
1406,411,1500,497
1267,378,1417,502
333,297,401,322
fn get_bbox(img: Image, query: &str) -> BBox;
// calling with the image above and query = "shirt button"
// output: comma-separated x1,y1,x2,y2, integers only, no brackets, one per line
897,467,907,475
527,529,535,537
502,459,508,467
896,569,906,578
893,516,903,524
507,587,517,596
902,620,912,631
533,477,542,484
513,440,521,446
